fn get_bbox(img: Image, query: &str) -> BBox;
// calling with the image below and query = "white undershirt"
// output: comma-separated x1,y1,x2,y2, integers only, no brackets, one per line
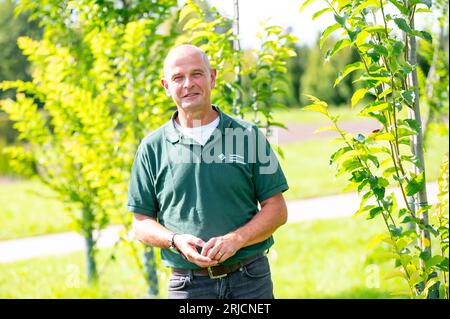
174,116,220,146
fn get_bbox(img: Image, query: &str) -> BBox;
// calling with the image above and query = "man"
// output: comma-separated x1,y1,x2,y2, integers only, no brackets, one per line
127,44,289,299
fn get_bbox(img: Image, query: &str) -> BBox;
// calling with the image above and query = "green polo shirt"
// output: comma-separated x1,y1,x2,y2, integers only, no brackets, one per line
127,105,288,269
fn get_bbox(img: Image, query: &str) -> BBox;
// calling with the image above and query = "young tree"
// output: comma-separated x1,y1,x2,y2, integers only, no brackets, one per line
178,0,297,135
300,0,449,298
1,1,179,294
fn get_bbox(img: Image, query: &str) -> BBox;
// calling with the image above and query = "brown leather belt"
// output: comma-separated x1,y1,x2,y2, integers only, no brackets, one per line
172,253,265,279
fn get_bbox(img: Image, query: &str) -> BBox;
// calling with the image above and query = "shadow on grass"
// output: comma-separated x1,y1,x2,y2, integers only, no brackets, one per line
320,287,408,299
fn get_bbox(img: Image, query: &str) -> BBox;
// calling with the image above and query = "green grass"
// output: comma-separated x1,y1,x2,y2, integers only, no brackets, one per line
0,179,73,240
281,131,449,200
0,215,409,298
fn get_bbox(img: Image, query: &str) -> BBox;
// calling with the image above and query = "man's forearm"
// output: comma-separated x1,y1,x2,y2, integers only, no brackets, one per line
132,214,172,248
232,194,288,248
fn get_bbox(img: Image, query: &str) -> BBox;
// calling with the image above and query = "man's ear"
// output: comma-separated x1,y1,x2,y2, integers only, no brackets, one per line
210,69,217,89
161,78,171,96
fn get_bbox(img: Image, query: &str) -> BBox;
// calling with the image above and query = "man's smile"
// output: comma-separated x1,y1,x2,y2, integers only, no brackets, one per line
183,92,200,99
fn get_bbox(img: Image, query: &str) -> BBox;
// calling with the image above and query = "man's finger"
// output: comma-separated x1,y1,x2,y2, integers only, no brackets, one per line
207,246,223,260
200,238,217,256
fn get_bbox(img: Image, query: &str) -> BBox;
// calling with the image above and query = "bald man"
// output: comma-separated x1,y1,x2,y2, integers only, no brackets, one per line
127,44,289,299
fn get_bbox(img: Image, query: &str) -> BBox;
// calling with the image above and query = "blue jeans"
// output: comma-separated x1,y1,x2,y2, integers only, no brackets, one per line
167,255,274,299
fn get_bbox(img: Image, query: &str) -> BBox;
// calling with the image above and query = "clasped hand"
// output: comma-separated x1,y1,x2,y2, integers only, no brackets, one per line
173,233,243,268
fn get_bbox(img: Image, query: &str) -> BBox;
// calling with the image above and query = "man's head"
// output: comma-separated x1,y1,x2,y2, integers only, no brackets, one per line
161,44,217,112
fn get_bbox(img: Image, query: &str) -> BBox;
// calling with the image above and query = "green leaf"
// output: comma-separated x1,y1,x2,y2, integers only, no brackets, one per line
334,13,347,26
405,172,425,196
299,0,316,13
342,159,363,172
416,30,433,43
367,233,390,250
388,225,402,237
179,3,198,22
371,132,395,141
304,94,327,105
397,128,416,138
336,150,360,166
378,88,392,100
373,187,385,200
320,23,341,49
394,18,413,35
400,155,421,167
351,88,368,107
351,0,379,18
268,121,288,129
415,8,432,13
365,25,388,34
389,0,409,15
410,0,432,8
331,146,353,163
334,62,364,87
312,8,332,20
392,41,404,57
367,206,383,219
385,270,408,280
400,215,415,224
425,256,444,270
372,44,389,57
361,102,390,114
404,119,421,134
355,30,369,47
325,38,351,60
303,104,329,116
354,204,377,217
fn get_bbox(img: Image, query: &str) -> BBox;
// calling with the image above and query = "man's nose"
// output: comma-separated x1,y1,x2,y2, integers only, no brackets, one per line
183,76,194,88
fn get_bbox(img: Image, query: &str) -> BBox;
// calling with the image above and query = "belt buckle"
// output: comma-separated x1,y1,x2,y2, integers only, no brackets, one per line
207,266,227,279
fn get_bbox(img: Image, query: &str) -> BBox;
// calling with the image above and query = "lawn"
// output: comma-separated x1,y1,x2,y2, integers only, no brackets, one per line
0,179,74,240
0,215,409,298
280,130,449,201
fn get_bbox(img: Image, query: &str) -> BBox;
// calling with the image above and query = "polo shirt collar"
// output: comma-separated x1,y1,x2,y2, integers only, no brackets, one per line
164,105,233,144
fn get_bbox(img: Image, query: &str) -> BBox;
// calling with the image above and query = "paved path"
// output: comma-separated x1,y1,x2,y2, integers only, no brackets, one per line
0,182,440,263
271,119,379,144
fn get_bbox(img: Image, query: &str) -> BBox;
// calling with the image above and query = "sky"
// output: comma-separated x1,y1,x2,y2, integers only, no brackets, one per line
177,0,440,49
207,0,331,48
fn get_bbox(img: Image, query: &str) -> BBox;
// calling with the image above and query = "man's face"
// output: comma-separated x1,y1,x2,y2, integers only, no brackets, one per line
162,49,217,112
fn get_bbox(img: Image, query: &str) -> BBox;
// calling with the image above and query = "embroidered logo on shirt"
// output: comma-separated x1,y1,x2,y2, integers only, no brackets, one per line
229,154,246,164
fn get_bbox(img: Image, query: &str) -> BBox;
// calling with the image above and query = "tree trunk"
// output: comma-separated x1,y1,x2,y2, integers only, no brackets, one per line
406,8,439,298
232,0,242,117
143,245,159,297
82,206,98,284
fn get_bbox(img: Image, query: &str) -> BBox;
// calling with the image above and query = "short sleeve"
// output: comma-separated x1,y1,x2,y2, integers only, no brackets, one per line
253,127,289,202
126,144,159,217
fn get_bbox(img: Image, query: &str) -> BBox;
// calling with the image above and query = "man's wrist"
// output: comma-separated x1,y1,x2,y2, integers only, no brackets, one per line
229,231,246,250
168,233,178,250
167,233,187,259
